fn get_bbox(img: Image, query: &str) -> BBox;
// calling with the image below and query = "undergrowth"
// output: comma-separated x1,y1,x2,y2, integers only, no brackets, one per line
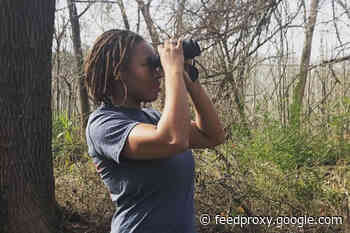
53,110,350,233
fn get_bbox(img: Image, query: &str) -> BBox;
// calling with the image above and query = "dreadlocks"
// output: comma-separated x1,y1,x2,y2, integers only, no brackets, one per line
84,29,144,105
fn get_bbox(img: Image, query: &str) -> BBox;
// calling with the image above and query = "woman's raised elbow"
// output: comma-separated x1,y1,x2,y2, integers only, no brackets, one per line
217,131,226,145
210,131,226,147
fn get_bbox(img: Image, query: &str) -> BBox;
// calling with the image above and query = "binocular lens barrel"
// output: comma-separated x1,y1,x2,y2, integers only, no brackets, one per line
148,39,201,69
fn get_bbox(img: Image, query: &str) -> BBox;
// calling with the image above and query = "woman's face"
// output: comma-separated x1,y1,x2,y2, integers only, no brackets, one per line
120,40,162,107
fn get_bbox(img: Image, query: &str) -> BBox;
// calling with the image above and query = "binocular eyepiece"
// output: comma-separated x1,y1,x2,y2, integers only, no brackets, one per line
147,39,201,70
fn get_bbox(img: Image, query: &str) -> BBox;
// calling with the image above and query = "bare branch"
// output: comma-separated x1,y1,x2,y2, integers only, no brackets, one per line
336,0,350,20
332,0,343,47
116,0,130,30
312,55,350,69
77,2,94,18
73,0,118,3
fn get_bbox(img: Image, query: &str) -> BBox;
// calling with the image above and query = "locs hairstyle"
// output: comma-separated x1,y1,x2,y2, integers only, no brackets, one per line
84,29,144,105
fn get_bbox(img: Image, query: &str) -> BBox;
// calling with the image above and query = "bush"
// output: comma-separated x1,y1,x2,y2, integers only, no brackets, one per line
52,112,86,165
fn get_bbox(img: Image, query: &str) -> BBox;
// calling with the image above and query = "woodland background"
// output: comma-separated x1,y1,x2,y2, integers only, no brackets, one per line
1,0,350,233
53,0,350,232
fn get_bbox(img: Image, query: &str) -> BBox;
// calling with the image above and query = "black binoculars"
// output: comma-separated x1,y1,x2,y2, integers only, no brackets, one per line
147,39,201,82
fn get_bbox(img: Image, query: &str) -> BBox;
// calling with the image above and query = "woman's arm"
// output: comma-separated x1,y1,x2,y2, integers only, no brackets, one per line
183,70,226,148
121,39,191,159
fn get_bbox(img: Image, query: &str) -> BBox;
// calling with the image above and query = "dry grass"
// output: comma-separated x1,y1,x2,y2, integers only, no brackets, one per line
54,155,113,233
53,147,349,233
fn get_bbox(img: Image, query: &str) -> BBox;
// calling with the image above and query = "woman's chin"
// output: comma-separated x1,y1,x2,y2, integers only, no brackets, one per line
143,94,158,103
150,95,159,102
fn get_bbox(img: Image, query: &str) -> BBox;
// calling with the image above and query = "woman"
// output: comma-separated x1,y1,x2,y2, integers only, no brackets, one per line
84,29,225,233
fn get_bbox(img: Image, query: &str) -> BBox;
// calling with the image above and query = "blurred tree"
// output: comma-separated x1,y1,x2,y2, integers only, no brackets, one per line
290,0,320,128
67,0,91,136
184,0,284,135
117,0,130,30
52,14,70,119
135,0,160,44
0,1,59,233
174,0,187,37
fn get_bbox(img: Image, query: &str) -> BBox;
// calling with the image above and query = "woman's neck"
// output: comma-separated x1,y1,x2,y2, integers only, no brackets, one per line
111,96,141,109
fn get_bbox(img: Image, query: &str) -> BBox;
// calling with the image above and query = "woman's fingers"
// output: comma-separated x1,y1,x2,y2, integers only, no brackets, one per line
157,38,184,75
158,38,183,55
162,38,182,50
176,38,183,49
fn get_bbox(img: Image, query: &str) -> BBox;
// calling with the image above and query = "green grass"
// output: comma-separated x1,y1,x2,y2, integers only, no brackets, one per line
52,110,350,233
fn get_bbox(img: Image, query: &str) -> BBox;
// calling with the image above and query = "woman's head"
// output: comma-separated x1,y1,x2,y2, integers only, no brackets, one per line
84,29,146,106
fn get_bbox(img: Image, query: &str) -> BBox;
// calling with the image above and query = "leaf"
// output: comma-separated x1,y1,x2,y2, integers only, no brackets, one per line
65,131,73,144
57,132,65,139
343,97,350,105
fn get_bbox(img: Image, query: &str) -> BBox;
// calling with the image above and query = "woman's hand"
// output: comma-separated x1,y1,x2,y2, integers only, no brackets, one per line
120,39,191,160
157,39,184,77
183,59,198,92
183,70,195,92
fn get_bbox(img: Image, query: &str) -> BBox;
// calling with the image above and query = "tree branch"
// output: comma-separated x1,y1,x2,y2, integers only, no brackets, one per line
73,0,117,3
78,2,94,18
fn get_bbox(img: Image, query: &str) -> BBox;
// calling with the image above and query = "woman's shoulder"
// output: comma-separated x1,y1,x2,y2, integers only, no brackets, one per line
87,104,130,126
88,104,162,128
142,107,161,117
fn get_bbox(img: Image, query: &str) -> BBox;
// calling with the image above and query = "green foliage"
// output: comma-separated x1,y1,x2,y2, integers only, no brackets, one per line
52,112,87,166
52,102,349,233
52,113,114,232
233,110,350,171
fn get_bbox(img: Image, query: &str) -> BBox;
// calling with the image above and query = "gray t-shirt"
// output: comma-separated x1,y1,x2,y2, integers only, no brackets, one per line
86,103,196,233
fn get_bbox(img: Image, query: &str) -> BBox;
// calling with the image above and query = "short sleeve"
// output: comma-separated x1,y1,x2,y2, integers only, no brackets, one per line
87,112,139,164
142,108,161,123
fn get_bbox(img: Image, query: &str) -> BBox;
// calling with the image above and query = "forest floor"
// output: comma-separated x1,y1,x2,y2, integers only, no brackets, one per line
54,152,350,233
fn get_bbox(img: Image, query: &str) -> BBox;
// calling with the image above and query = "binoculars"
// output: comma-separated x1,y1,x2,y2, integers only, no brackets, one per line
148,39,201,82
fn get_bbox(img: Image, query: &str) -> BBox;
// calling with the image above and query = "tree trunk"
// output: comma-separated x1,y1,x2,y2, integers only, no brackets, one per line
54,39,61,119
290,0,320,127
117,0,130,30
175,0,186,37
233,57,251,136
0,1,58,233
53,17,69,119
67,0,90,135
135,0,160,44
135,0,164,108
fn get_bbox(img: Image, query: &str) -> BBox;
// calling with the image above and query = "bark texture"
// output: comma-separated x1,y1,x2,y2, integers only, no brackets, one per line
290,0,320,126
0,1,58,233
67,0,90,133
